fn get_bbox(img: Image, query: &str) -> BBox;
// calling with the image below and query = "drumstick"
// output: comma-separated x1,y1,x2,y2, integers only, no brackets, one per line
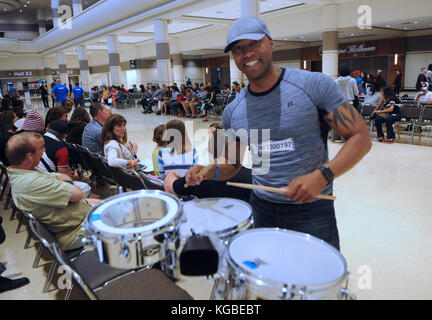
184,164,214,188
226,182,336,201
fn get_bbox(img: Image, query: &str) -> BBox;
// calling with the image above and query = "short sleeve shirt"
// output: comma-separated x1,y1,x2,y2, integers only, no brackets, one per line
222,68,346,204
72,86,84,99
8,167,91,249
52,84,69,102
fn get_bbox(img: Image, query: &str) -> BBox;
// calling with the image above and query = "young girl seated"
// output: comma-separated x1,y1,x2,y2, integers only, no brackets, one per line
158,119,198,179
152,124,168,177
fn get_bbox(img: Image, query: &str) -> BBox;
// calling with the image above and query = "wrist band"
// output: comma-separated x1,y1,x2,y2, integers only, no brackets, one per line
212,164,220,180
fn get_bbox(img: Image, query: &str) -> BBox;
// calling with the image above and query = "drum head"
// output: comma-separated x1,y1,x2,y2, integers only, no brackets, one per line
180,198,252,237
228,228,346,286
87,190,181,236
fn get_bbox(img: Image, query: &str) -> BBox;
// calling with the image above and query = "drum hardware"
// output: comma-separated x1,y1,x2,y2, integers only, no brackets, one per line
179,229,219,277
162,198,253,281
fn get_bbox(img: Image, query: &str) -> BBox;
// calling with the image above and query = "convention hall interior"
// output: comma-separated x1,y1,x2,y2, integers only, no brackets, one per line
0,0,431,300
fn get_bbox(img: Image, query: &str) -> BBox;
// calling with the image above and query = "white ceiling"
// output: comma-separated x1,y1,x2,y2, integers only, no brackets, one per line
54,0,432,57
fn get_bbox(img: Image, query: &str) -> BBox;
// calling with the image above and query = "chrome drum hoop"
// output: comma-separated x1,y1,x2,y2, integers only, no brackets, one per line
83,190,183,269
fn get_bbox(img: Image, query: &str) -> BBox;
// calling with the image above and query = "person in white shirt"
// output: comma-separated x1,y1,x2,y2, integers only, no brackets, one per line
363,84,383,106
102,114,139,170
415,82,432,105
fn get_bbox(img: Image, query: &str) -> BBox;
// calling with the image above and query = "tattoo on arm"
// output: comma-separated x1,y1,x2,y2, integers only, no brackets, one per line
325,102,358,131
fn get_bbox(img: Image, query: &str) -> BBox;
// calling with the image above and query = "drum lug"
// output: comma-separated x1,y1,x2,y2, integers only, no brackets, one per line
120,244,130,259
81,236,96,252
338,288,356,300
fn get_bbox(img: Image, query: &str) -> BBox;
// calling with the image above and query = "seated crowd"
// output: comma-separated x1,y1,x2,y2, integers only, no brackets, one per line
0,70,430,294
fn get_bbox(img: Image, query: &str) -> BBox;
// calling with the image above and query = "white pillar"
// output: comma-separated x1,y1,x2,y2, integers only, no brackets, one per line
241,0,258,17
57,52,68,85
51,0,60,28
106,35,122,86
77,45,90,91
43,57,53,91
170,37,184,85
230,57,243,86
155,19,172,86
72,0,83,16
322,4,339,79
37,9,46,35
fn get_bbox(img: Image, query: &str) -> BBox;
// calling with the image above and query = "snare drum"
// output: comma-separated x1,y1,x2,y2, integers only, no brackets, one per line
213,228,355,300
82,190,182,269
162,198,253,279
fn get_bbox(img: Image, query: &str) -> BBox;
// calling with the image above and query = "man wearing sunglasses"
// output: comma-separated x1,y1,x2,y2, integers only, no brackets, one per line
185,17,371,250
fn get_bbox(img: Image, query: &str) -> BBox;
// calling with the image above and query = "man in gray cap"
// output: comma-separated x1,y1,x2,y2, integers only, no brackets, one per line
185,16,371,250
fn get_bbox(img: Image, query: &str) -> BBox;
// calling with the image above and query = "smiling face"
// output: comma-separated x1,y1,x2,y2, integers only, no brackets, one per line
231,36,275,82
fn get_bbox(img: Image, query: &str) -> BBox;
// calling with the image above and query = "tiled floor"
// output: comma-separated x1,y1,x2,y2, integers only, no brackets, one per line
1,105,431,300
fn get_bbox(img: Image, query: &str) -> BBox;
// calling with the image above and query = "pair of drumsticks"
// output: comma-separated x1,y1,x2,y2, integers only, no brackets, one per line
184,164,336,201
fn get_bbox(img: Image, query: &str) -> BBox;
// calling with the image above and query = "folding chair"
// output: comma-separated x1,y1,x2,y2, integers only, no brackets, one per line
27,215,62,293
360,104,377,135
107,165,146,192
395,105,422,144
51,244,193,300
414,105,432,141
74,145,117,196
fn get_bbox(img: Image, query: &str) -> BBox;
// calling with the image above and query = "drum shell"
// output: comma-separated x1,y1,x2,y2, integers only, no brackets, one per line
214,228,352,300
83,190,182,269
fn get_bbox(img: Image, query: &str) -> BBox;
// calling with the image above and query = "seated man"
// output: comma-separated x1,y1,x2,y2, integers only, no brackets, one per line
6,131,100,250
164,123,252,202
182,89,199,118
38,119,91,197
82,103,111,155
415,82,432,105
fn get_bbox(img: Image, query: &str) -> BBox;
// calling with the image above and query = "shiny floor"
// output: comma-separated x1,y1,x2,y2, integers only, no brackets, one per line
1,104,431,300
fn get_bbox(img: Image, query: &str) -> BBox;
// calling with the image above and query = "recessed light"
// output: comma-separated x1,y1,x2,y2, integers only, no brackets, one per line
24,4,27,7
414,21,419,24
19,9,22,12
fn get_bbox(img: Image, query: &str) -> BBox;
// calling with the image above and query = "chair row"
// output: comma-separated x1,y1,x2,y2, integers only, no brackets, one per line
64,142,165,198
359,103,432,144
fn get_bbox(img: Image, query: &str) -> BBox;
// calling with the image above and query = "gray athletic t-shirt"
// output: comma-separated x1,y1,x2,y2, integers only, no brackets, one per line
222,68,346,203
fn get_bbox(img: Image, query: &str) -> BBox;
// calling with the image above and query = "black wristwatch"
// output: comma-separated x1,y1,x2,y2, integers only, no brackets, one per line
318,166,334,185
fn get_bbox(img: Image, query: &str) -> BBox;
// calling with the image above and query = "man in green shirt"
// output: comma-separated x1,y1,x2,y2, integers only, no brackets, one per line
6,132,100,250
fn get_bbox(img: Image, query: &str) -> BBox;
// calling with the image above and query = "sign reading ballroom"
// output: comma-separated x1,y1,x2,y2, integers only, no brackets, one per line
319,44,377,56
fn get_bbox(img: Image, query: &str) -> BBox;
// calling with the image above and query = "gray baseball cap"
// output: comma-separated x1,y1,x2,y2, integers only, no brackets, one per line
224,16,272,53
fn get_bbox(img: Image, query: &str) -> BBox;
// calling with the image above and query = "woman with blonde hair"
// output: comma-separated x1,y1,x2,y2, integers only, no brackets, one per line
158,119,198,179
102,114,139,169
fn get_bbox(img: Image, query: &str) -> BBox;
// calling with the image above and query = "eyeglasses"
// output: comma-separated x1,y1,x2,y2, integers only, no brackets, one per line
231,38,264,56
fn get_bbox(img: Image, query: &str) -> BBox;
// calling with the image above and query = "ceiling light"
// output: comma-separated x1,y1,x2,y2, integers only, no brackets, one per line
414,21,419,24
24,4,27,7
19,9,22,12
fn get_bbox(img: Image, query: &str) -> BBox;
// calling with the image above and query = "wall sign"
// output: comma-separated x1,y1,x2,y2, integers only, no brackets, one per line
7,71,33,77
319,44,377,56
